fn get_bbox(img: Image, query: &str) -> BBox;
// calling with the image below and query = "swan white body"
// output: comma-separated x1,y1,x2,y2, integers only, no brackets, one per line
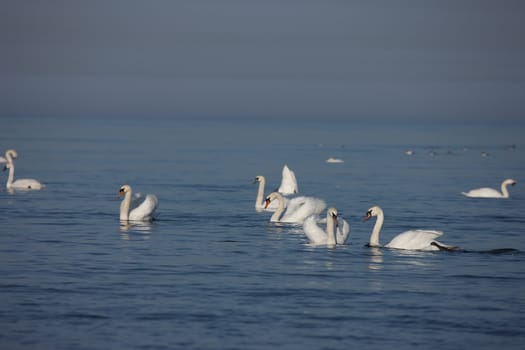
119,185,158,221
364,206,454,251
265,192,325,224
3,149,45,190
462,179,517,198
253,175,288,212
277,165,298,195
303,208,350,246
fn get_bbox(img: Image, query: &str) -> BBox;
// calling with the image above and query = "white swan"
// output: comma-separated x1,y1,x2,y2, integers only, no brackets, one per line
265,191,326,224
3,149,45,190
254,175,293,212
277,164,298,195
303,207,350,246
364,206,456,251
119,184,158,221
254,175,268,211
462,179,517,198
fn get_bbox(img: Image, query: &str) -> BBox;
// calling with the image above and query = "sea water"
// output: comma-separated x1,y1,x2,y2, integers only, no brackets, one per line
1,116,524,349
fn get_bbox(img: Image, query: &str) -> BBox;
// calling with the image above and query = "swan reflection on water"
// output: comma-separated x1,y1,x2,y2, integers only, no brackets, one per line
120,220,154,239
265,222,291,236
368,247,383,271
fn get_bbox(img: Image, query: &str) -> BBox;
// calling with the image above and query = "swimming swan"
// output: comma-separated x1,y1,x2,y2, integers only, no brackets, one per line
462,179,517,198
364,206,456,251
265,191,325,224
119,184,158,221
3,149,45,190
277,165,298,195
253,175,290,212
303,207,350,246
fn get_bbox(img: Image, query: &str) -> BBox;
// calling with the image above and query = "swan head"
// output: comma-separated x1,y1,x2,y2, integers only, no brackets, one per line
253,175,265,184
327,207,339,226
504,179,517,186
5,149,17,159
364,206,382,221
264,192,282,209
119,184,132,197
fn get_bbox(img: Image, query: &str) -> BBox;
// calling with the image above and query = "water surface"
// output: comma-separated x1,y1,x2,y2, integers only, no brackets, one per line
1,117,524,349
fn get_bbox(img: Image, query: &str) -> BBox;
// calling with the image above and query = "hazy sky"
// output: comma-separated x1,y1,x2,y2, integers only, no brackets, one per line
1,0,524,121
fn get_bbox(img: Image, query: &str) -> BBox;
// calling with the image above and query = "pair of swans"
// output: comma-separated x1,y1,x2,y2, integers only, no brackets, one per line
2,150,157,223
119,184,158,222
254,175,283,211
303,205,454,251
2,149,45,190
303,207,351,246
462,179,517,198
254,164,298,212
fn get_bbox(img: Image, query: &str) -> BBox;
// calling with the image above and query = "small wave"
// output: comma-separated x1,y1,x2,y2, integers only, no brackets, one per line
62,312,110,320
463,248,521,255
135,312,179,321
449,274,521,281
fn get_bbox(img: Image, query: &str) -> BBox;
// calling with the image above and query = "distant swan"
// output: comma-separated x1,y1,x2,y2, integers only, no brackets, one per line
326,157,344,163
364,206,456,251
303,207,350,246
3,149,45,190
265,192,325,224
277,165,298,195
119,184,158,221
462,179,517,198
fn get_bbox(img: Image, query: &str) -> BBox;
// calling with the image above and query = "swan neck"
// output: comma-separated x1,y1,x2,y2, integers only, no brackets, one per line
120,190,132,220
326,215,336,246
501,182,510,198
5,162,14,189
255,178,265,210
270,194,285,222
370,211,384,247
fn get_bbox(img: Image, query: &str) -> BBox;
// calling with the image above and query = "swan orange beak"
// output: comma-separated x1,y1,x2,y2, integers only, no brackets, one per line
119,189,124,197
264,198,271,209
363,212,372,222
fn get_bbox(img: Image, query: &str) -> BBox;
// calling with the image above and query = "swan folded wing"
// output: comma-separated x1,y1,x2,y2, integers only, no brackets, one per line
12,178,44,190
281,197,326,224
336,218,351,244
462,188,502,198
303,215,328,244
283,196,308,213
385,230,443,250
278,165,298,195
129,194,158,221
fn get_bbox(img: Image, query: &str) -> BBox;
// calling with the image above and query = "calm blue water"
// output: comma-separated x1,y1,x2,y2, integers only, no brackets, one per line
1,116,524,349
